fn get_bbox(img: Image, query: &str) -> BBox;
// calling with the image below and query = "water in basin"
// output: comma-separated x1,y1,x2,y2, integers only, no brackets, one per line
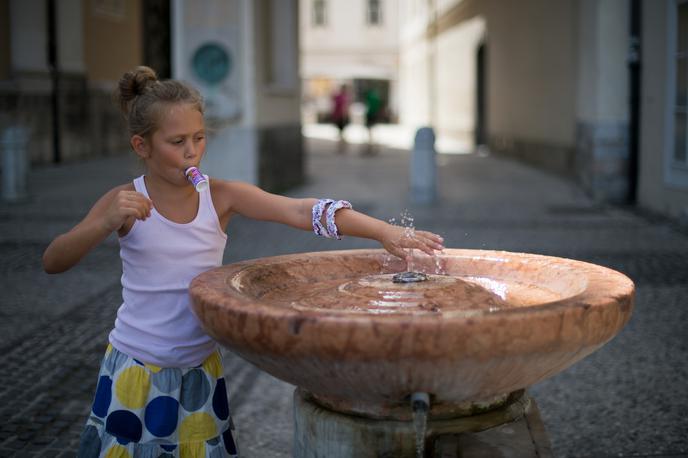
258,273,561,316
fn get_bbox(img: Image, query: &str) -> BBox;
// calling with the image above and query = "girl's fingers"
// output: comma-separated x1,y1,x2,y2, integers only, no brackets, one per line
122,204,148,221
417,230,444,245
415,231,444,251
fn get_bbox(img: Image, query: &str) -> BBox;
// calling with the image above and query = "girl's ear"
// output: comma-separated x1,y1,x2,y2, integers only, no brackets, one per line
131,135,149,159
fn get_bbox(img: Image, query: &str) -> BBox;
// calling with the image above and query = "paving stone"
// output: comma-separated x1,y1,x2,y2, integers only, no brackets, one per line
1,138,687,457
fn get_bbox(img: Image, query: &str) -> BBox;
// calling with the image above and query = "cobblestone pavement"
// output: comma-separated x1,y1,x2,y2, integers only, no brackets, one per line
1,136,687,457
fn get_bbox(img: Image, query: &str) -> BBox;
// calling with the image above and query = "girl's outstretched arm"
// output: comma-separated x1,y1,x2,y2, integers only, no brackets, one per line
42,184,153,274
328,209,444,261
215,181,444,260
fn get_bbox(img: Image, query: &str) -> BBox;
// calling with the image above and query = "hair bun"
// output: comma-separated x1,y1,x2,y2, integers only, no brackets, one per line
115,66,158,115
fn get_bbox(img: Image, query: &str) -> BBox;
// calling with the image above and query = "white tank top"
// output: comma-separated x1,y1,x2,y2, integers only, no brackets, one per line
109,175,227,367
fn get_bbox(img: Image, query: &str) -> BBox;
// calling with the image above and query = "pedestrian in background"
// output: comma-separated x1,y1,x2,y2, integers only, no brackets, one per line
331,84,350,152
42,66,444,457
364,87,382,155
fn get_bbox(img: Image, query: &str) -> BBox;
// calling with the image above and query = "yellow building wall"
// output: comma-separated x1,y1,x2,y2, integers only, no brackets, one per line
83,0,143,83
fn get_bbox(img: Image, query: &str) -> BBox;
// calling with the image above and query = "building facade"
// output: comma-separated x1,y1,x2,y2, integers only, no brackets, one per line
398,0,688,222
639,1,688,222
300,0,399,123
0,0,303,191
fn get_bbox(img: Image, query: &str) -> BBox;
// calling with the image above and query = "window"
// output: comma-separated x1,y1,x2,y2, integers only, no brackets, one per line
367,0,383,26
266,0,297,91
667,0,688,187
313,0,326,27
674,1,688,164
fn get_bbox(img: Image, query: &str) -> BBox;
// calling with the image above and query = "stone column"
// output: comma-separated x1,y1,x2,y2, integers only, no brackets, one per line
171,0,257,184
575,0,631,203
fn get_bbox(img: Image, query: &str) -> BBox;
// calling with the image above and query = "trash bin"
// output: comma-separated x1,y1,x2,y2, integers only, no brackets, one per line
410,127,437,204
1,126,29,202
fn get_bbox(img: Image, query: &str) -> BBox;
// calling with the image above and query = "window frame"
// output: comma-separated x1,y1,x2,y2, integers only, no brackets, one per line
666,0,688,188
312,0,327,27
366,0,383,26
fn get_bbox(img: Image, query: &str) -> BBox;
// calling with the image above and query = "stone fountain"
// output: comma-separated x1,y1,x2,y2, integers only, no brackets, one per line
189,249,634,457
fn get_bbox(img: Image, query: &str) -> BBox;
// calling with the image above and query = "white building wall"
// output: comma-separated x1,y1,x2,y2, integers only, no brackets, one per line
638,0,688,220
435,16,485,147
398,0,485,151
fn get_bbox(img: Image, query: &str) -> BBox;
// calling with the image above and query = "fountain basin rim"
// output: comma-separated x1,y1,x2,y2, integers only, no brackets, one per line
190,248,634,325
189,248,635,404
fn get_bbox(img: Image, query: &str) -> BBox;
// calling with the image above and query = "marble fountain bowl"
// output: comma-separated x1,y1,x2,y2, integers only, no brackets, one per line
189,249,634,420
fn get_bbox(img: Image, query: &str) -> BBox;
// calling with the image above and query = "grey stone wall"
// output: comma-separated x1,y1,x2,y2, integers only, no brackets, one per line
575,121,630,203
258,124,304,192
488,135,576,178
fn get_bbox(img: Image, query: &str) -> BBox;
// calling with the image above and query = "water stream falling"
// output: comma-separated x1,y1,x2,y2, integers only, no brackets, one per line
411,392,430,458
384,209,445,276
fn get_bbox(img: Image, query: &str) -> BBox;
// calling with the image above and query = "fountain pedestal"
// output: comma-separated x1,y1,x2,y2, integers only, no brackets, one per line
293,388,552,458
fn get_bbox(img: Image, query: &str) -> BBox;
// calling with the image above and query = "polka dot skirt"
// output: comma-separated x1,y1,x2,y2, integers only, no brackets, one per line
78,344,238,458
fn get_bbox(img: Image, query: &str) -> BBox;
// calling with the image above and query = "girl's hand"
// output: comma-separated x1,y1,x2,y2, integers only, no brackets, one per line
103,190,153,232
380,224,444,260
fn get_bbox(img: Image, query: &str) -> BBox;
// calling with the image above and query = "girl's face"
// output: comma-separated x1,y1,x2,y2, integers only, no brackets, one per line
135,103,206,186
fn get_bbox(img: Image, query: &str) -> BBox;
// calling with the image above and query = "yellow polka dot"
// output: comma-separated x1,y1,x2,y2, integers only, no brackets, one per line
180,440,207,458
179,412,218,442
104,444,131,458
202,351,223,379
106,343,113,355
144,362,162,373
115,365,151,409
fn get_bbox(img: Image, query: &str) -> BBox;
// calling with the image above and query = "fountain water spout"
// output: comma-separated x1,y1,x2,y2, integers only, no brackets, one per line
393,271,429,283
411,392,430,458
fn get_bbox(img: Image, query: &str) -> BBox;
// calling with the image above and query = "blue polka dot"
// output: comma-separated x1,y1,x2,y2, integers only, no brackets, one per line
152,367,182,393
212,378,229,421
223,427,237,454
161,444,177,451
103,349,126,374
180,369,210,411
77,424,101,458
92,375,112,418
209,447,225,458
116,436,130,445
144,396,179,437
106,410,142,442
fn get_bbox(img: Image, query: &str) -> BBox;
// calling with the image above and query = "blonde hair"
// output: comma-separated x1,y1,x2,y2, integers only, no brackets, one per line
114,66,204,137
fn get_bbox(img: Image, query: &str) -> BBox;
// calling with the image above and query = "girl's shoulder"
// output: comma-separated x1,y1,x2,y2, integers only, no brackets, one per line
209,179,266,216
209,179,266,202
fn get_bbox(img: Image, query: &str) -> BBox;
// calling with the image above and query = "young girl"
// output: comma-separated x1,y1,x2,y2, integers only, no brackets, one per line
43,66,444,458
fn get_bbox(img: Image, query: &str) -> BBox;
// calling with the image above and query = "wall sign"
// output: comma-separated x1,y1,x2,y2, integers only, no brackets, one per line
191,43,232,86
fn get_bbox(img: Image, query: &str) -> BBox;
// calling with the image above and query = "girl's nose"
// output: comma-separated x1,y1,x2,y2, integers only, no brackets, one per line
184,142,197,159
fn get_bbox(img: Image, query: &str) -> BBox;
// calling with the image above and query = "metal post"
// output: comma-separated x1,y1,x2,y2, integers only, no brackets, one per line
410,127,437,204
47,0,61,164
1,126,30,202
